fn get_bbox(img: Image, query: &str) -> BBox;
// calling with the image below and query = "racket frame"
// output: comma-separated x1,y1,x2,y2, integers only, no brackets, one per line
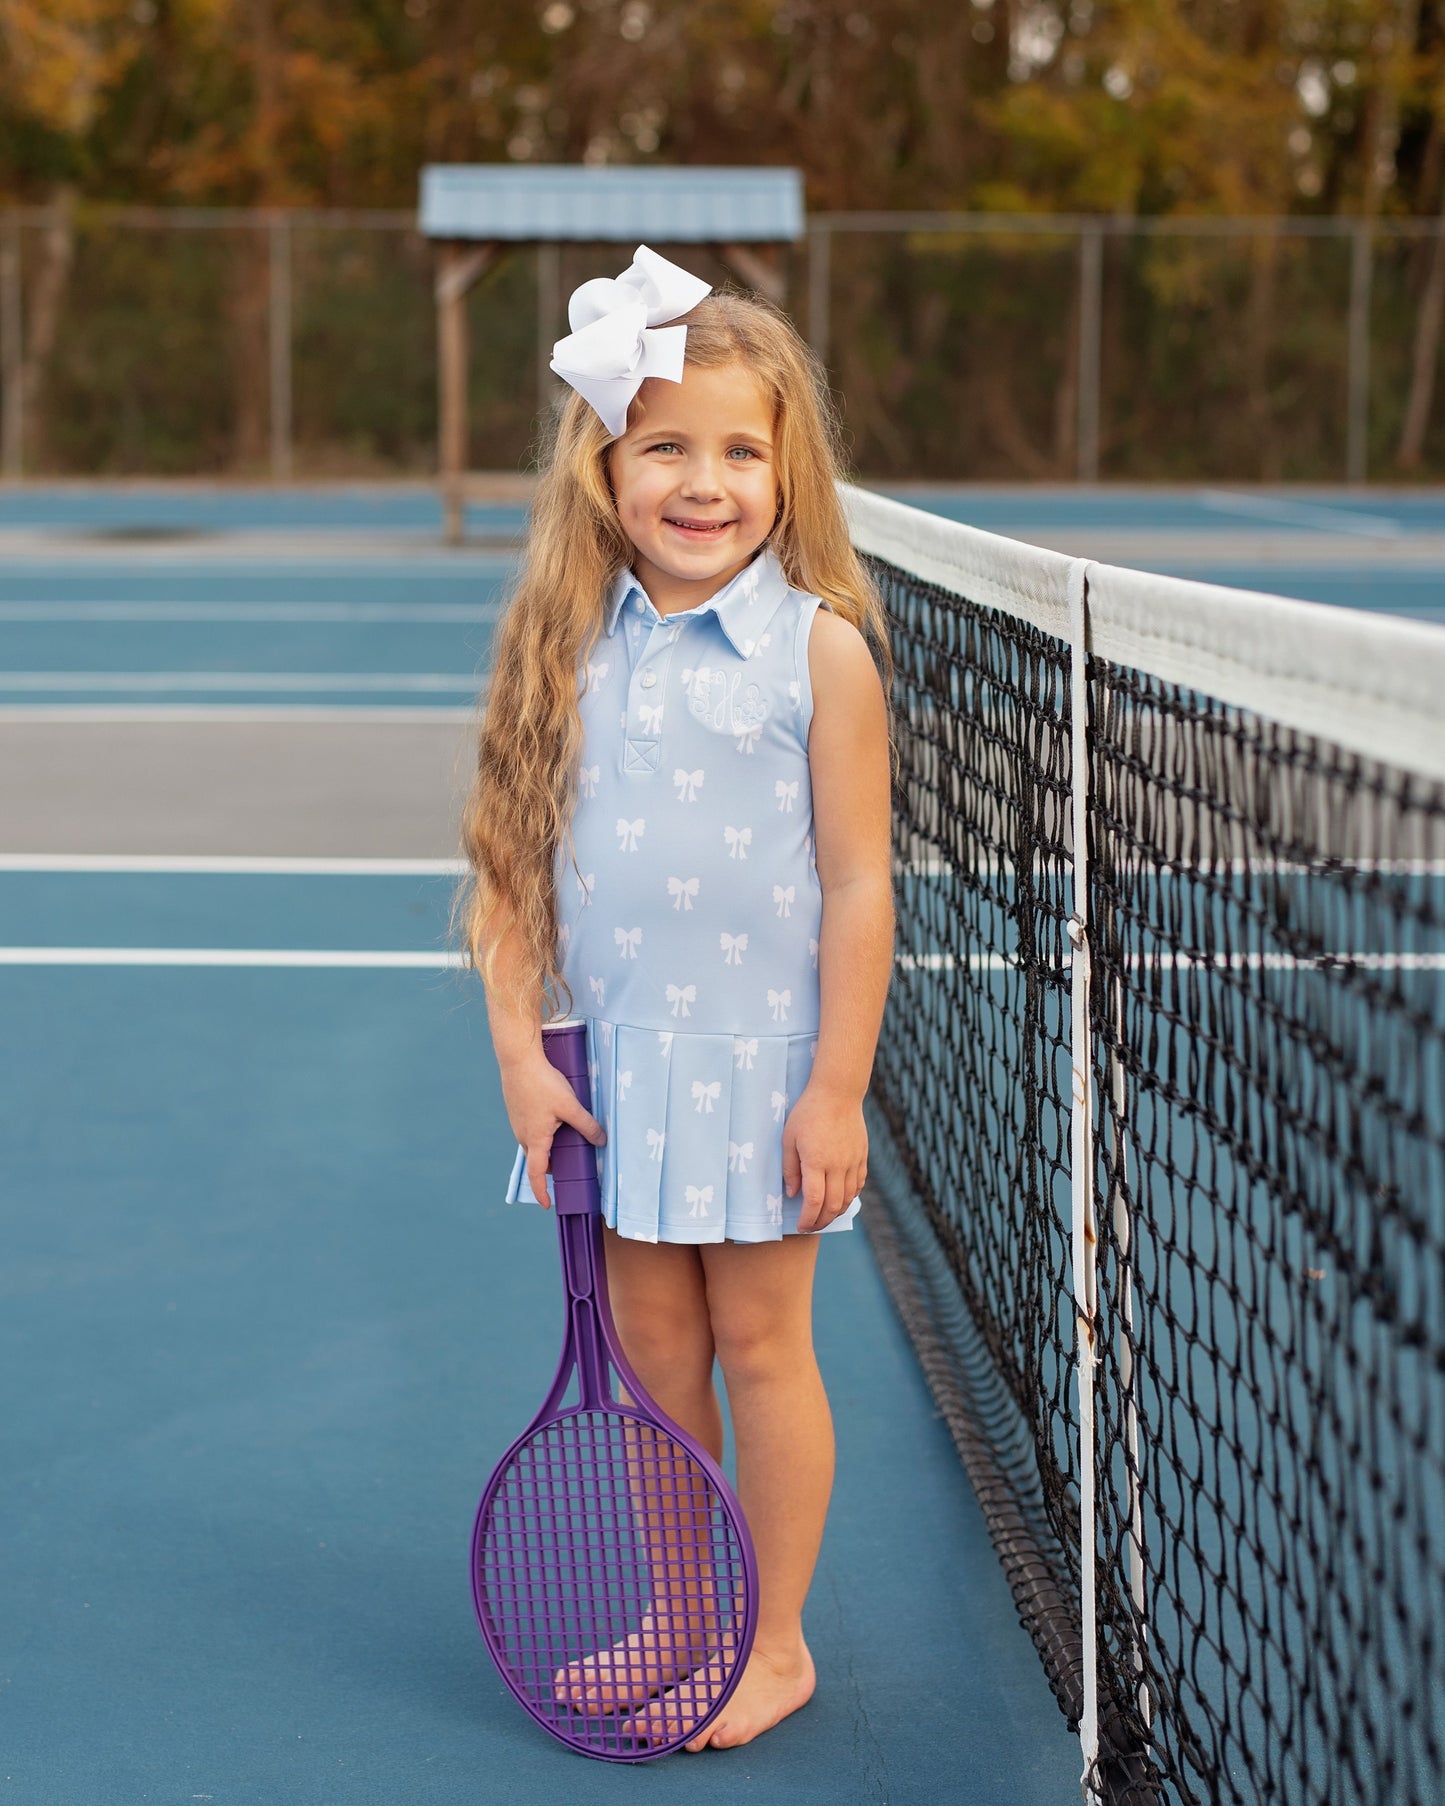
472,1019,759,1760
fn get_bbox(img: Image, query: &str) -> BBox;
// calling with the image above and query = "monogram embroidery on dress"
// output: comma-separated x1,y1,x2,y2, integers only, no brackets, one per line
687,666,772,736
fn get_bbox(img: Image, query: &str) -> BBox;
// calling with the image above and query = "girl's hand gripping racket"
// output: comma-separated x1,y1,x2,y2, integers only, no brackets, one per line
472,1020,758,1760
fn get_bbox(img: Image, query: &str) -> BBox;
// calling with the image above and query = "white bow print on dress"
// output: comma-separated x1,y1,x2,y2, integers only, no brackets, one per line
550,246,712,437
767,987,792,1023
614,925,642,959
691,1079,721,1114
720,931,749,966
685,1183,714,1218
667,875,700,911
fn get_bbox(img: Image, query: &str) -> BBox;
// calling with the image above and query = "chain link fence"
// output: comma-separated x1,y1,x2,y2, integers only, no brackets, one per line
3,206,1444,484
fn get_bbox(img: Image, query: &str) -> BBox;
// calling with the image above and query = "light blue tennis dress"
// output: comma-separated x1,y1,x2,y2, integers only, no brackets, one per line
505,546,862,1244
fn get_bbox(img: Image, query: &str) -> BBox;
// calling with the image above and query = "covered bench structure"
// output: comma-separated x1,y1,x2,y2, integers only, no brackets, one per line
417,164,806,542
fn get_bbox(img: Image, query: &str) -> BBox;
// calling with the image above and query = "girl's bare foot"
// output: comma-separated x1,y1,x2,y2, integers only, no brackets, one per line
552,1612,712,1714
622,1640,816,1749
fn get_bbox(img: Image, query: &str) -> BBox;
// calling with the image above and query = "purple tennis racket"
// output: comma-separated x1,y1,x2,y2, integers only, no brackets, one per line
472,1019,758,1760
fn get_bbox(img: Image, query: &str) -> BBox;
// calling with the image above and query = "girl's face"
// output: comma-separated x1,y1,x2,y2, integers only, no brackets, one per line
607,361,779,613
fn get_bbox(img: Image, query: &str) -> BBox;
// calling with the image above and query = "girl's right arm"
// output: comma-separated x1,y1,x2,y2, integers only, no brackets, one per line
484,916,606,1208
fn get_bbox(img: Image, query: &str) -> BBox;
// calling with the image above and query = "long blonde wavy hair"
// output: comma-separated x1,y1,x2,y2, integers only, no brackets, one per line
456,288,891,1018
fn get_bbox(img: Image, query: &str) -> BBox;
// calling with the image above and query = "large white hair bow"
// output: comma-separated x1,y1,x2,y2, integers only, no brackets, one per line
549,245,712,438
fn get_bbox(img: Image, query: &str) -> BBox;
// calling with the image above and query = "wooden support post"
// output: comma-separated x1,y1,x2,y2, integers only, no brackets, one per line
807,222,831,368
716,242,787,306
537,241,561,418
435,240,498,544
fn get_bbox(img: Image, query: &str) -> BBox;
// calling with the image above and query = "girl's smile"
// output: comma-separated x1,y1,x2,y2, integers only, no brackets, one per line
608,362,779,615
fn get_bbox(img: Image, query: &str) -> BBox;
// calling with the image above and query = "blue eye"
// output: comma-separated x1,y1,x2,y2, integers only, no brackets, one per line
727,446,757,460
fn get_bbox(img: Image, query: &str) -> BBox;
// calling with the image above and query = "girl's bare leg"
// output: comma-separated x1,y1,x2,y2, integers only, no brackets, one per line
628,1235,829,1750
553,1230,723,1712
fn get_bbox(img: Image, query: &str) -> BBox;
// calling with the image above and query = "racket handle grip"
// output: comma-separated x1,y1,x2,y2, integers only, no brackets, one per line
540,1020,600,1218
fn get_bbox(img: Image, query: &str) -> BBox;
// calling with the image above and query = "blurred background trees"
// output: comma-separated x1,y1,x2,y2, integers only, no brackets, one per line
3,0,1442,218
4,0,1445,480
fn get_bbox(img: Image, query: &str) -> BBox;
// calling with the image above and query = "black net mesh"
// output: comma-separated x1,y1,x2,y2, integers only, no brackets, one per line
862,553,1445,1806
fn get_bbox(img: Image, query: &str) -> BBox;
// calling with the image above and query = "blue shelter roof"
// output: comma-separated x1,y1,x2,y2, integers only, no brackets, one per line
418,164,805,243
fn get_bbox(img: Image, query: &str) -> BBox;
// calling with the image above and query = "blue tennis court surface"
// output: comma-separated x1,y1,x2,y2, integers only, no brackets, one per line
0,556,508,710
3,483,1441,1803
1,868,1079,1805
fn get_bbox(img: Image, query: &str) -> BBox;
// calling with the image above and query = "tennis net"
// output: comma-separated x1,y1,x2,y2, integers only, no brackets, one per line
844,486,1445,1806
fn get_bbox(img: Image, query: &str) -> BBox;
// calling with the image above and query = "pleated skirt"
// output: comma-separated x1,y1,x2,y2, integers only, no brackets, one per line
504,1017,861,1244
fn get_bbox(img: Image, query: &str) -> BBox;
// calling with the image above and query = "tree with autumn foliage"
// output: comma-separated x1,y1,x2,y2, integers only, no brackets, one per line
4,0,1445,476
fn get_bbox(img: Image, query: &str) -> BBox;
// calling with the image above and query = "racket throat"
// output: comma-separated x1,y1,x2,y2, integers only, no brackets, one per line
558,1212,611,1407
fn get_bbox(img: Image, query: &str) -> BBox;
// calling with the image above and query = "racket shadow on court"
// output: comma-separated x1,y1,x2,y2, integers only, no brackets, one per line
471,1020,759,1761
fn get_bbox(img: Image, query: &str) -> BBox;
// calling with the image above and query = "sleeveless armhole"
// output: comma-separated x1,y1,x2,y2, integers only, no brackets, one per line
792,593,831,743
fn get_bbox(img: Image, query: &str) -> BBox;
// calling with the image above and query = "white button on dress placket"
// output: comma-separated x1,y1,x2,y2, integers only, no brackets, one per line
640,671,657,689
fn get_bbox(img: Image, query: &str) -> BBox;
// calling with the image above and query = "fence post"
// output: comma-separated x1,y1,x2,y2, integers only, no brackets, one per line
807,221,831,370
1,214,21,479
1347,222,1372,486
537,241,560,418
268,214,293,481
1077,225,1103,483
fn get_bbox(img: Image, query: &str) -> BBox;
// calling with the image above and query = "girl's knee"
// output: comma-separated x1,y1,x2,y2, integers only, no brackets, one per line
711,1312,814,1390
611,1298,715,1394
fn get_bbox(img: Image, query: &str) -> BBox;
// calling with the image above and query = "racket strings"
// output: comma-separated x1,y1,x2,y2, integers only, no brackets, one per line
477,1409,750,1757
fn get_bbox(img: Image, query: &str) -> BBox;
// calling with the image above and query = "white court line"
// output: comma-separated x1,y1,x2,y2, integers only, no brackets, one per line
0,601,502,622
0,854,463,874
1200,490,1404,537
0,704,477,723
0,947,463,968
0,671,481,692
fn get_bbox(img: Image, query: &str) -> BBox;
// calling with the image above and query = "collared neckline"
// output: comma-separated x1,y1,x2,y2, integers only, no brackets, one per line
602,548,792,657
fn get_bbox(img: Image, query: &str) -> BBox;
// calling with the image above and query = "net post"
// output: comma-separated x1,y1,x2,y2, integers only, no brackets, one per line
1066,558,1102,1801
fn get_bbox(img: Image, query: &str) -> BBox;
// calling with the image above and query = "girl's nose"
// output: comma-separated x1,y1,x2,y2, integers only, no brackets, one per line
679,455,724,500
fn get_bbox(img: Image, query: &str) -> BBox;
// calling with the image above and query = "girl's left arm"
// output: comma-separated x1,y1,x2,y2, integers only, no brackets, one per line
784,609,894,1233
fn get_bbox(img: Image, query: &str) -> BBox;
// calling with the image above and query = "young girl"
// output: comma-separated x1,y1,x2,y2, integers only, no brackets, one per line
459,247,894,1752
